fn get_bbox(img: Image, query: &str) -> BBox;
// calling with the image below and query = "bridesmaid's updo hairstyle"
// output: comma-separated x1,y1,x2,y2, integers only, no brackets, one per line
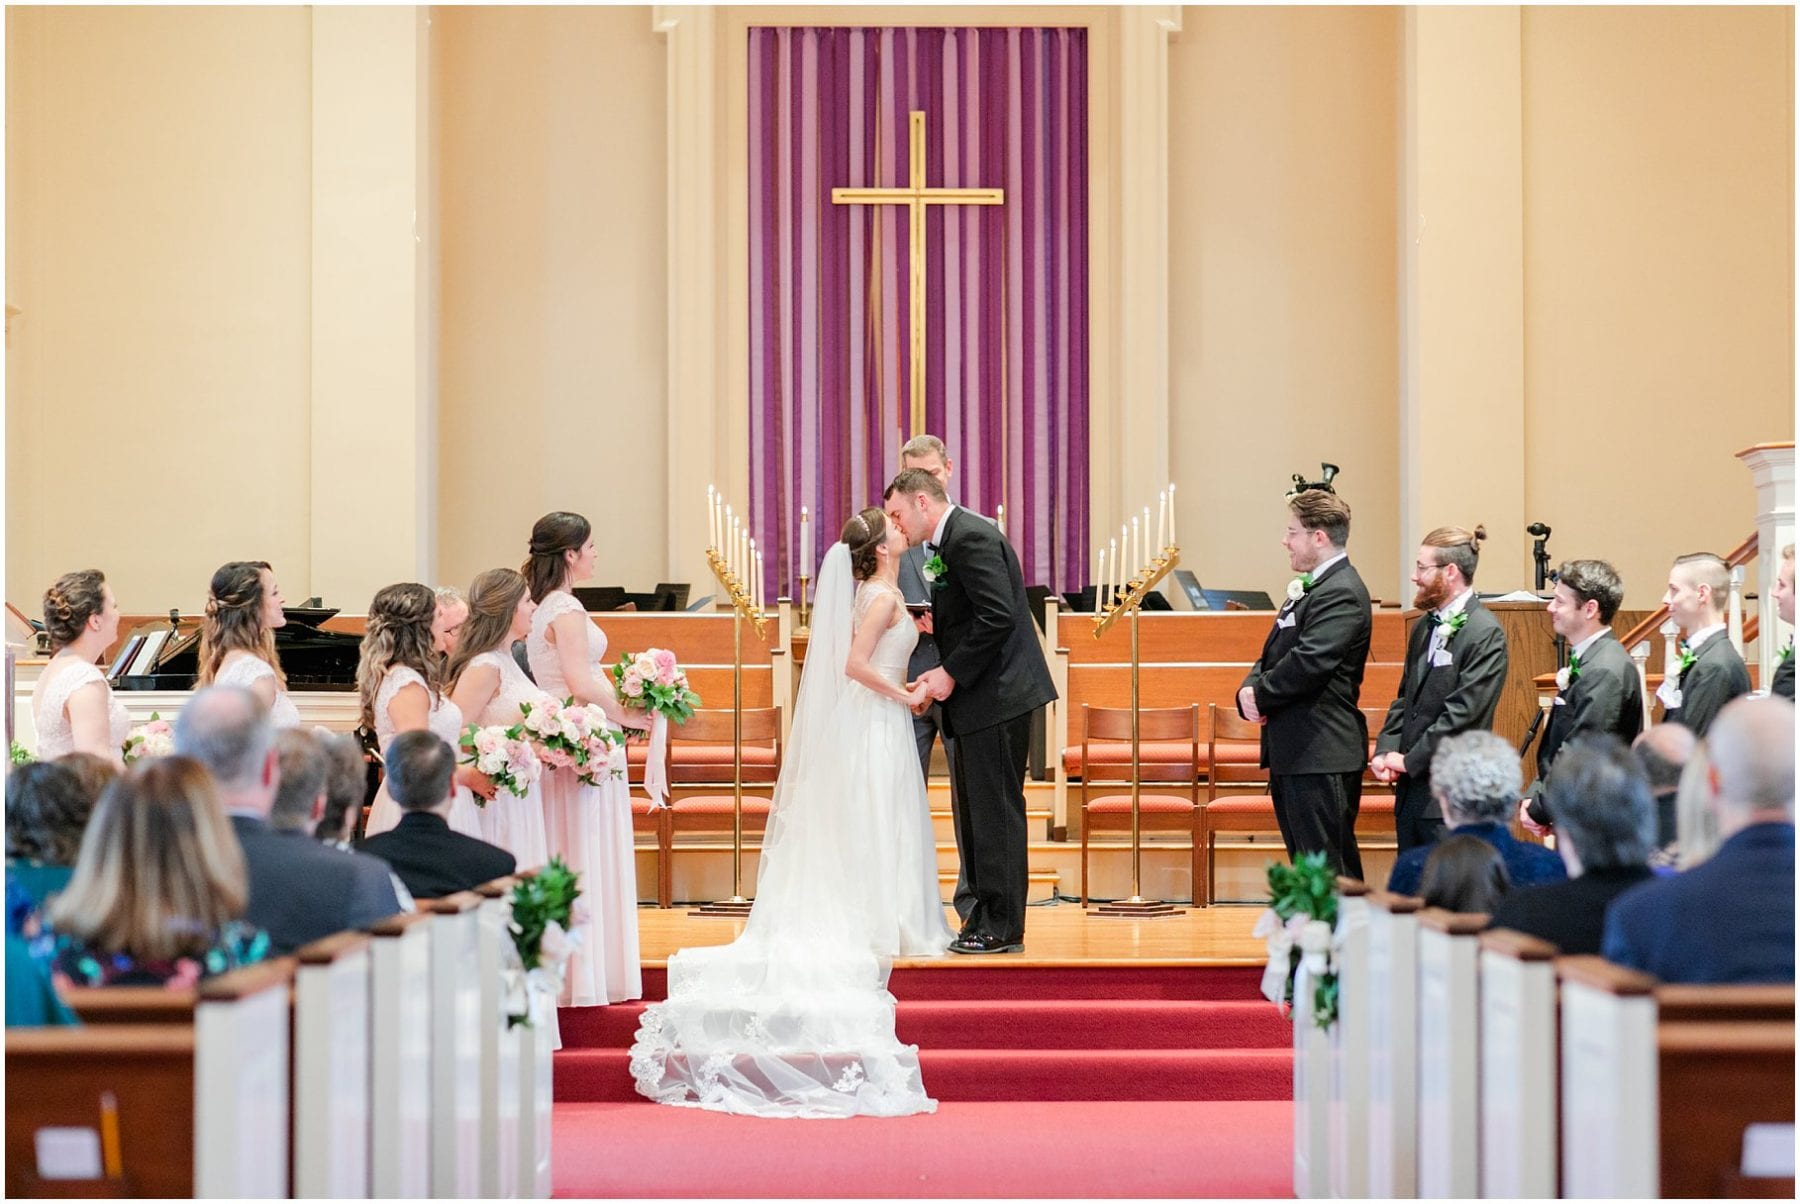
841,508,887,581
522,511,592,603
197,561,285,688
356,583,440,730
42,570,107,653
444,569,531,691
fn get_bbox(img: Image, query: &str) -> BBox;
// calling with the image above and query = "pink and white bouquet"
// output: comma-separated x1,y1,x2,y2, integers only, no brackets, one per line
122,713,174,764
611,648,701,724
458,722,544,803
519,696,626,786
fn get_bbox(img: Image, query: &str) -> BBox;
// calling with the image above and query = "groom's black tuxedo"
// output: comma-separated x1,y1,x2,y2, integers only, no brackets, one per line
928,505,1057,946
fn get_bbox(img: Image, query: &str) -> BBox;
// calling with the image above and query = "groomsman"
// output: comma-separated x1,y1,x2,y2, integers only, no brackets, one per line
1522,559,1644,830
1372,526,1509,852
1658,552,1752,737
1238,490,1372,878
891,433,976,922
1771,544,1794,700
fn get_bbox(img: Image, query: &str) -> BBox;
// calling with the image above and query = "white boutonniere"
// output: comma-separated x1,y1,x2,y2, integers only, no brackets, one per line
1555,667,1571,692
1285,578,1307,603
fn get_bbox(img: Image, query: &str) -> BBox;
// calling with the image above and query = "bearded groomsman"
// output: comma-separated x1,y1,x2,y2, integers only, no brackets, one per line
1370,527,1510,852
1658,552,1752,737
1521,559,1644,831
1238,490,1372,879
1770,544,1794,700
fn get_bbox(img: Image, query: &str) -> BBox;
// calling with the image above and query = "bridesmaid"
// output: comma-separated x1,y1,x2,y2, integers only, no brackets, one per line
356,583,493,838
29,570,129,763
197,561,300,728
524,512,647,1006
446,569,551,871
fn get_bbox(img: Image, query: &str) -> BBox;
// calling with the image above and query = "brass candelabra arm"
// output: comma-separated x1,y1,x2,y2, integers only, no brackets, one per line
1091,547,1180,638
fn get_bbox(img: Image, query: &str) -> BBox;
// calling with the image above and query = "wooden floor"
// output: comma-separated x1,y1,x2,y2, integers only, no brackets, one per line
634,899,1266,969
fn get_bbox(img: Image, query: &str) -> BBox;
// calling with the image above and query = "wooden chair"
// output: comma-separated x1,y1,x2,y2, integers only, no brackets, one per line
630,789,674,908
1197,703,1279,905
1076,704,1202,906
665,707,783,902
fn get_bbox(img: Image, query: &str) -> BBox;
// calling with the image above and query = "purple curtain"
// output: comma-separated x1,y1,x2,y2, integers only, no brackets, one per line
749,26,1089,597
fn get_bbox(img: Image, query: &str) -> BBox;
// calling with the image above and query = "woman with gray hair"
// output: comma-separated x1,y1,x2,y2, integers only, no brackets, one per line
1487,736,1658,953
1385,730,1566,896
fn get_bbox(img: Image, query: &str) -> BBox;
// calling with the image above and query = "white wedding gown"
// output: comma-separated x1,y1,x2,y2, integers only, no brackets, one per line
628,548,954,1118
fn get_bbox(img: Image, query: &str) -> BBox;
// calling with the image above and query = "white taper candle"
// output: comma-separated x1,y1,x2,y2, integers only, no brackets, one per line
1157,490,1168,554
1097,547,1109,611
1168,482,1177,546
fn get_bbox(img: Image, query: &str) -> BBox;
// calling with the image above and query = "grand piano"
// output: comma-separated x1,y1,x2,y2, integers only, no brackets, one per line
112,608,361,692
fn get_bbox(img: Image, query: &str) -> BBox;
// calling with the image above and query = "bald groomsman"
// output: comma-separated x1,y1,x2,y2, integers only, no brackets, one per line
1371,526,1510,852
1658,552,1752,737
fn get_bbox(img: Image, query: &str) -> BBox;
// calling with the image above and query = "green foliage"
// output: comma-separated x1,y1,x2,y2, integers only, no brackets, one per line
1265,851,1338,928
9,742,32,766
510,857,582,972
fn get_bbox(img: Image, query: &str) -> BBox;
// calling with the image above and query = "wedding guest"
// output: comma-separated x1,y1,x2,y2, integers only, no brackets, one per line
197,560,300,729
1770,543,1794,700
525,511,647,1005
176,687,401,954
275,727,413,910
314,730,372,846
1603,697,1794,984
5,758,109,917
1386,730,1565,896
42,756,270,988
1668,738,1723,870
435,585,470,666
6,918,76,1026
1635,723,1697,867
446,569,550,870
1520,559,1643,832
1237,490,1373,878
1418,835,1511,914
30,569,129,763
1657,552,1751,736
1489,737,1656,954
1372,525,1509,851
357,731,515,900
357,583,491,837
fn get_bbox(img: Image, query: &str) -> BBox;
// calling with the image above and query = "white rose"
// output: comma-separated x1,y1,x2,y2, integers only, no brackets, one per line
539,920,569,965
1555,667,1570,692
634,653,658,678
1286,578,1306,602
478,751,507,775
1299,919,1333,976
559,717,582,741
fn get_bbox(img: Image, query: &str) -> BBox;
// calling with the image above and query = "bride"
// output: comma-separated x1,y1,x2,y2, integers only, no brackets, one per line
628,507,956,1118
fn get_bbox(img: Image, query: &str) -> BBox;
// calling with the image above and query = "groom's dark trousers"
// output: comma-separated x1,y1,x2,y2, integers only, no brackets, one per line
930,506,1058,945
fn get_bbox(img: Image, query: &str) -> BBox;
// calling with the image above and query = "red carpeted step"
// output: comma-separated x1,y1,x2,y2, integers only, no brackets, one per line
554,1046,1291,1103
558,997,1291,1050
551,1099,1295,1198
635,962,1267,1004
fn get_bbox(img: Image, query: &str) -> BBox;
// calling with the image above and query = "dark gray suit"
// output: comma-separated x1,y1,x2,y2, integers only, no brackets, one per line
901,539,974,921
229,814,403,955
1664,629,1752,737
357,811,516,901
1524,630,1643,827
1771,644,1794,700
1376,595,1510,851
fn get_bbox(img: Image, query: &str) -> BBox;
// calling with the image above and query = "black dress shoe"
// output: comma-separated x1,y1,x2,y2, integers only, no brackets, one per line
947,932,1024,955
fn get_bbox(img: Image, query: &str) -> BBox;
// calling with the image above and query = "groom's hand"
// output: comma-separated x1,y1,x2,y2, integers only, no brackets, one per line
917,666,955,702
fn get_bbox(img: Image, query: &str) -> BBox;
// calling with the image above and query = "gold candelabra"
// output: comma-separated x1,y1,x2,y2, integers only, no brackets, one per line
689,544,767,917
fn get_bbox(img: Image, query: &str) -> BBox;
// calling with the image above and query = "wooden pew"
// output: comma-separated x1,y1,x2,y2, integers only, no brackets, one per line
1364,890,1422,1198
368,911,433,1197
1477,929,1559,1199
474,877,523,1199
1558,957,1796,1199
1291,940,1332,1200
1415,908,1488,1198
1327,878,1372,1199
293,932,372,1199
6,961,294,1199
420,892,486,1199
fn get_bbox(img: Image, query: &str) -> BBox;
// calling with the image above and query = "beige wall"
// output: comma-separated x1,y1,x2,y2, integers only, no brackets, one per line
1169,7,1404,603
6,6,313,613
1521,5,1794,607
432,5,668,595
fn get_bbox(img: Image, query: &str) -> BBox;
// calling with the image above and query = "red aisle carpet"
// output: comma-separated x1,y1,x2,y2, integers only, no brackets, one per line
551,962,1294,1198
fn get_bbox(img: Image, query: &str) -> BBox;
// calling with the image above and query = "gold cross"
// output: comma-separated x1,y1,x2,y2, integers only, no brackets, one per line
832,110,1004,438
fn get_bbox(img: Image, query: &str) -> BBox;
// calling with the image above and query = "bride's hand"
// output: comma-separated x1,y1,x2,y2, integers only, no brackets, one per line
905,681,932,710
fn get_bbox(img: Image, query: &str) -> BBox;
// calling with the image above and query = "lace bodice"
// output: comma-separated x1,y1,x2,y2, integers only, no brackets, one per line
467,648,552,729
373,665,464,754
31,656,130,759
854,581,917,687
527,590,608,700
213,653,300,729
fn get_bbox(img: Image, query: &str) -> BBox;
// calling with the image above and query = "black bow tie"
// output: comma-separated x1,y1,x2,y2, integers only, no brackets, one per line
1427,612,1444,626
925,542,939,556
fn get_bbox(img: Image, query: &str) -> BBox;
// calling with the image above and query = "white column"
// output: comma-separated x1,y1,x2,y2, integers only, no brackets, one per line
1416,910,1484,1198
1478,931,1559,1199
426,895,486,1199
294,935,373,1199
1366,893,1422,1198
1558,959,1660,1199
1328,884,1372,1198
310,6,435,606
194,965,293,1199
369,915,433,1198
1737,442,1795,683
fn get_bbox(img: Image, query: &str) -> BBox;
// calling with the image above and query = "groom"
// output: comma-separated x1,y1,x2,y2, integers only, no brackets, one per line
886,468,1057,954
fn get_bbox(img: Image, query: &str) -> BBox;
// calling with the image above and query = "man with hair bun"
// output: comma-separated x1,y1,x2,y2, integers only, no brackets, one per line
1657,552,1751,736
1372,525,1510,852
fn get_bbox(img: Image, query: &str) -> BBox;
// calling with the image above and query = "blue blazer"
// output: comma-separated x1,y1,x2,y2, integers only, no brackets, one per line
1385,820,1566,897
1602,822,1795,985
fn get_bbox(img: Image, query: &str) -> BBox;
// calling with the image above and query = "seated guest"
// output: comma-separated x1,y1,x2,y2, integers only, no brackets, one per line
1387,730,1565,896
357,731,515,899
1771,543,1794,700
1657,552,1752,736
314,730,374,847
1604,696,1795,984
5,757,110,917
1419,834,1511,913
1636,724,1698,869
8,874,79,1025
1489,737,1656,954
274,728,412,911
42,756,269,988
175,687,402,954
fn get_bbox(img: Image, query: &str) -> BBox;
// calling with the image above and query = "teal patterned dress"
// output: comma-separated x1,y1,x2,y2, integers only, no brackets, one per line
47,922,270,990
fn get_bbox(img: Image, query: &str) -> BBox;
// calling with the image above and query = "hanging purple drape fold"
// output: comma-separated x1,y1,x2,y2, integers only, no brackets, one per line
749,26,1089,597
